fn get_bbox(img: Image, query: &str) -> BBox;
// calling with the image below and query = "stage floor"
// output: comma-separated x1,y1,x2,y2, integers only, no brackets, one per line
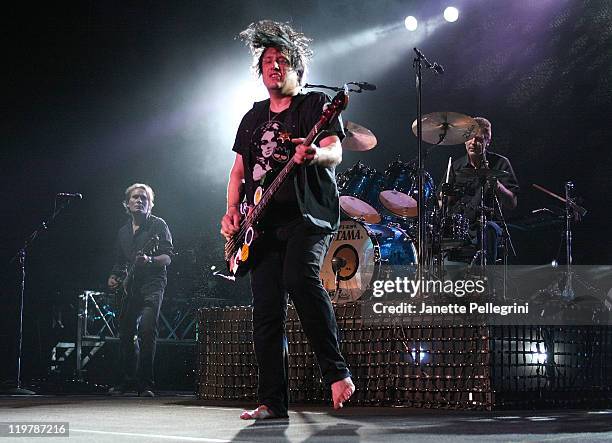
1,394,611,442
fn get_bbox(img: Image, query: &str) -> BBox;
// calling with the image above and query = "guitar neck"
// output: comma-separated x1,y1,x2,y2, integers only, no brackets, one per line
249,159,295,221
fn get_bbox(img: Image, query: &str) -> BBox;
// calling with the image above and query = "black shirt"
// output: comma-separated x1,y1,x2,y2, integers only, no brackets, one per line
112,214,173,291
233,91,345,231
443,151,519,223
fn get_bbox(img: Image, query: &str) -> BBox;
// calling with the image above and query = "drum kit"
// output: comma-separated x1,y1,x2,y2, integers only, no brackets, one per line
321,112,490,303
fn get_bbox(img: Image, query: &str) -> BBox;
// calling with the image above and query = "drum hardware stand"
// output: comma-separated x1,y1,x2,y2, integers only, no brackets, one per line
331,256,347,301
561,181,586,301
2,195,80,395
436,182,453,274
477,151,492,270
468,175,497,288
413,48,444,289
533,182,587,302
493,192,517,301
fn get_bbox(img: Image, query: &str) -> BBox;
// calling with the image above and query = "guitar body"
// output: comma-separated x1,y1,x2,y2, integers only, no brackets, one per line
226,220,260,277
114,234,160,320
224,88,349,277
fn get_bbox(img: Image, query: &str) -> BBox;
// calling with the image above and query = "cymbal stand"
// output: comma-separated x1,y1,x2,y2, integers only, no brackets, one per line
493,190,517,300
470,177,496,287
562,181,577,301
532,181,588,302
434,183,452,278
470,175,490,269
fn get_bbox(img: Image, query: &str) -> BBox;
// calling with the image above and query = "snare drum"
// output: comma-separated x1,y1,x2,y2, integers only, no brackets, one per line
379,160,434,217
337,162,385,223
320,220,417,303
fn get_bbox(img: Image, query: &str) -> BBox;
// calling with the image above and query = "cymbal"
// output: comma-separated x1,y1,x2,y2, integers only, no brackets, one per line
342,121,377,151
411,112,478,146
455,168,509,179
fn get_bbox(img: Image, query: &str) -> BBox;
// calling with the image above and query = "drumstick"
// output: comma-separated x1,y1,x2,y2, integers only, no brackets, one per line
532,183,566,203
533,183,588,216
445,156,452,183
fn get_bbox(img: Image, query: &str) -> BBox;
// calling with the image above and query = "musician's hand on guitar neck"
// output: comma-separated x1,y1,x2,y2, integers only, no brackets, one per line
221,206,242,240
292,138,318,165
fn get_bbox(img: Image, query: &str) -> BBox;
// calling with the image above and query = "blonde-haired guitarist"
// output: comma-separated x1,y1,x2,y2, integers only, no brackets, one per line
108,183,173,397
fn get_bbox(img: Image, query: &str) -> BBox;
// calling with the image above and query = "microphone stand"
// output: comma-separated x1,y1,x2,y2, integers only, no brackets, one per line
413,48,444,287
413,50,426,287
3,196,77,395
331,257,346,301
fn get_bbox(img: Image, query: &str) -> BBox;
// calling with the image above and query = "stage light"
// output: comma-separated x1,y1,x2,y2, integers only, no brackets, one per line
531,342,547,364
410,346,427,364
443,7,459,22
404,16,418,31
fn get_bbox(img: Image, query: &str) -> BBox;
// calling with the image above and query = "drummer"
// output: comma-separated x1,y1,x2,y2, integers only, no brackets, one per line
439,117,519,263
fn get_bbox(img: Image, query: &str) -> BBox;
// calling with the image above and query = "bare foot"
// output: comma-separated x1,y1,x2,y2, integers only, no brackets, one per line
240,405,275,420
331,377,355,410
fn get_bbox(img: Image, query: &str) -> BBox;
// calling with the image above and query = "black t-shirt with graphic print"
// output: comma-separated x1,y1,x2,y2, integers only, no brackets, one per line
245,109,300,226
232,92,344,230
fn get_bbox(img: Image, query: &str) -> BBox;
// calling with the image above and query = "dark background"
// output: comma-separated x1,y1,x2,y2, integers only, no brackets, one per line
2,0,611,385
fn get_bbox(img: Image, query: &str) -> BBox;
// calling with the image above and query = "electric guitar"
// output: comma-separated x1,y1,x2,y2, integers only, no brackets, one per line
113,234,160,319
224,88,349,277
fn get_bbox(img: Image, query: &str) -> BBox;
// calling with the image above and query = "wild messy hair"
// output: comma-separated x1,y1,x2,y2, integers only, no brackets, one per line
238,20,313,84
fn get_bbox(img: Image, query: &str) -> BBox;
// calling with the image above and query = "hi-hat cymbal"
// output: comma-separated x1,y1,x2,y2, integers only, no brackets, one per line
411,112,478,146
456,168,509,179
342,121,378,151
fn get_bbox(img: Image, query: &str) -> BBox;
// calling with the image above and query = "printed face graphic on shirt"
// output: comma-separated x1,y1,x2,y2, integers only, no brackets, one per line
252,120,291,182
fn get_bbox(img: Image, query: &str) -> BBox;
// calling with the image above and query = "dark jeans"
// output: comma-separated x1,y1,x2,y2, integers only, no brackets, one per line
118,288,162,390
250,221,351,417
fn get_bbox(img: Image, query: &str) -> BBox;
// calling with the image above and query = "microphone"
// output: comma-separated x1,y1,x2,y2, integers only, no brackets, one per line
413,47,426,59
413,48,444,74
432,62,444,74
57,192,83,199
331,256,347,272
352,81,377,91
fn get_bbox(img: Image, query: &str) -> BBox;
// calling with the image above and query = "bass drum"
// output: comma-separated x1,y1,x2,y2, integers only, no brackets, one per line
320,220,417,303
